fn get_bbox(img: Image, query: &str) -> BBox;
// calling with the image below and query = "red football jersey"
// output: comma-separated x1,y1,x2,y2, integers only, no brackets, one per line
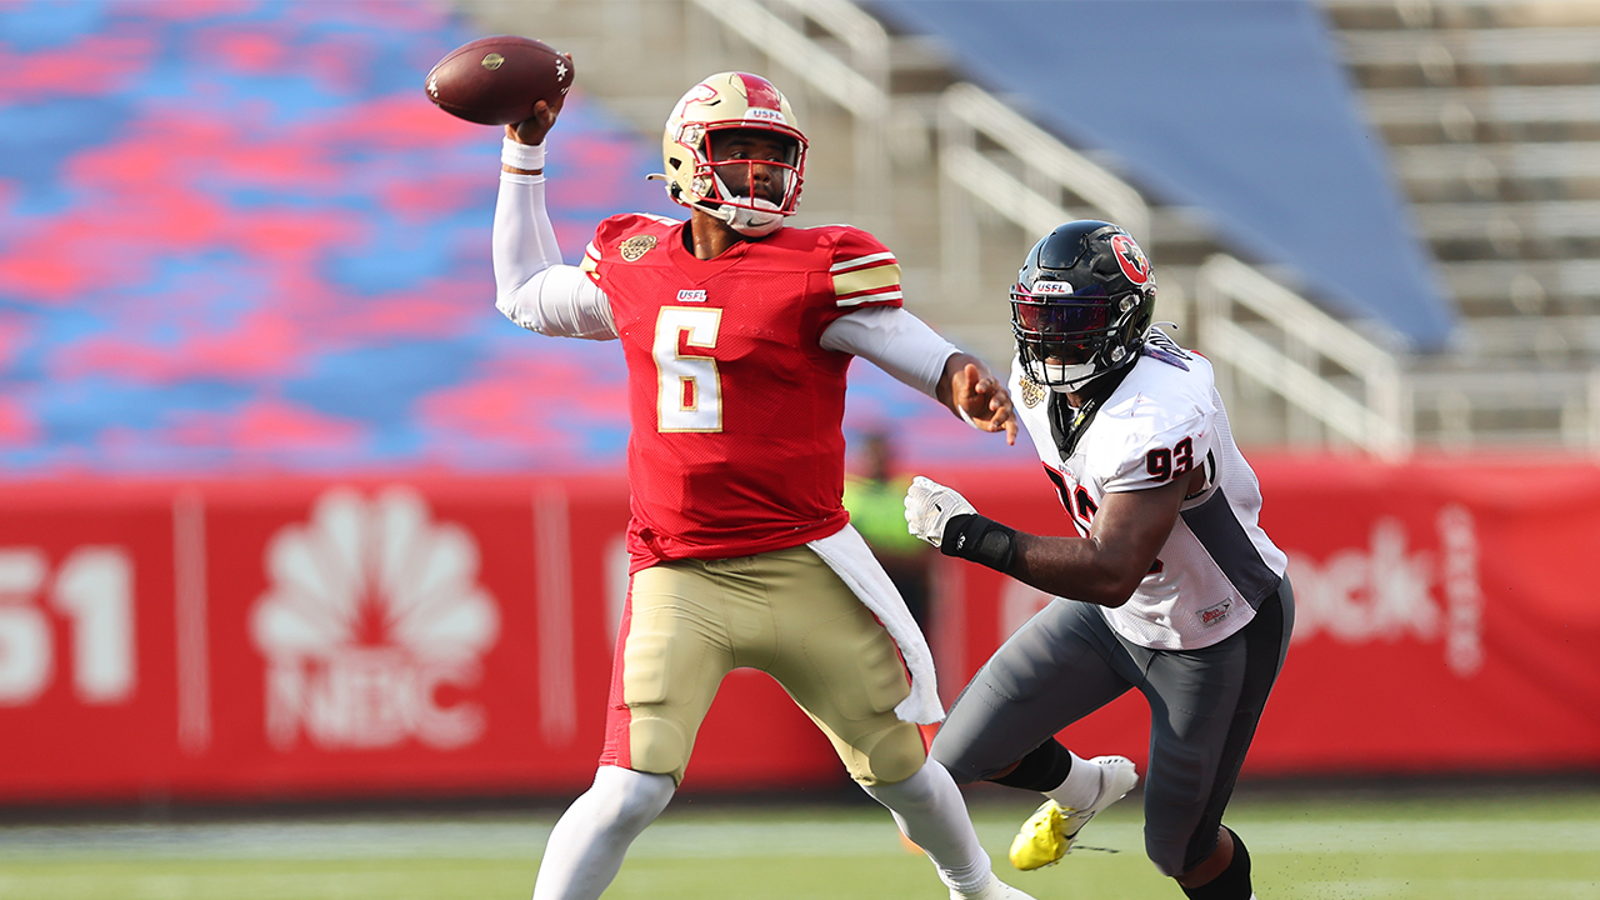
579,214,905,571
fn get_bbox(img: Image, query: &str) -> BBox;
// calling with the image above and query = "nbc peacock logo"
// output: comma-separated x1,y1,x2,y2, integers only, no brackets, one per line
251,487,501,752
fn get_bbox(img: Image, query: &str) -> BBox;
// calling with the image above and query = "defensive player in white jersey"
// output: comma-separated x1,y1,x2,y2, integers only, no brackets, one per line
495,72,1033,900
904,221,1294,900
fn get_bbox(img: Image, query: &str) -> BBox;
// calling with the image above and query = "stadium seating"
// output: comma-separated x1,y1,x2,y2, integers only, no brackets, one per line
468,0,1600,452
7,0,1598,462
1328,0,1600,445
0,1,808,476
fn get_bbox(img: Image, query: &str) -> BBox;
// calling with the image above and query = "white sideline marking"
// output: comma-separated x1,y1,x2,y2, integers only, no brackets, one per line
0,818,1596,861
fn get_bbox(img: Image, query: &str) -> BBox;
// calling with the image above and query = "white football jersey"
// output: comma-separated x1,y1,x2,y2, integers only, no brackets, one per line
1010,329,1287,650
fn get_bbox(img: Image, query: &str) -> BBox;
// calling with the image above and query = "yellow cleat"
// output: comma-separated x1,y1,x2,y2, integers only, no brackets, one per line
1008,800,1069,870
1008,755,1138,871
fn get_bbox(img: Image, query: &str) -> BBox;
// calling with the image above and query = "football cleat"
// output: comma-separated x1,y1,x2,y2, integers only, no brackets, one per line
1008,755,1138,870
949,875,1037,900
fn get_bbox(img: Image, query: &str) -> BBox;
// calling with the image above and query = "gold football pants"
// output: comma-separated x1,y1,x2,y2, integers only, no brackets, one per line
599,545,926,786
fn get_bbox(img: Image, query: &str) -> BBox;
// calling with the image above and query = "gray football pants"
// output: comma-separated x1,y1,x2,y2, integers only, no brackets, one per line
930,581,1294,877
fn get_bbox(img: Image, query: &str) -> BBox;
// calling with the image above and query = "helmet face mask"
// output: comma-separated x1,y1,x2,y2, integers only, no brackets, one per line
1011,221,1156,391
657,72,807,236
700,128,799,211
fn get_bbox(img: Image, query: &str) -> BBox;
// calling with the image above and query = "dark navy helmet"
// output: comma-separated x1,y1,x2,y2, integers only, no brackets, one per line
1010,220,1156,390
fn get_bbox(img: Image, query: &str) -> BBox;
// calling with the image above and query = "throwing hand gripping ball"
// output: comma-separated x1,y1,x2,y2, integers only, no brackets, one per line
425,35,573,125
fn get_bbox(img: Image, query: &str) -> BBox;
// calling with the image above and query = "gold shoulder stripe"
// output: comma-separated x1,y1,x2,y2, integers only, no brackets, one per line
833,262,901,298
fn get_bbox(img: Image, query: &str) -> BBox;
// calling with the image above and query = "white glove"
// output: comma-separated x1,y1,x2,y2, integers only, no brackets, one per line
904,475,977,548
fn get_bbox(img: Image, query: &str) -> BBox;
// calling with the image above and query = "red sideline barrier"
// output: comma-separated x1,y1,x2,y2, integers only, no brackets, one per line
0,456,1596,804
925,454,1600,779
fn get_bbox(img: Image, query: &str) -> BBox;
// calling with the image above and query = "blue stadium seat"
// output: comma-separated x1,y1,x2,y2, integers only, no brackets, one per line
0,0,1003,477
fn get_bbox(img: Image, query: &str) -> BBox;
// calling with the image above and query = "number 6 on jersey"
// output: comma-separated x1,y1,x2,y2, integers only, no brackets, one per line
654,307,724,432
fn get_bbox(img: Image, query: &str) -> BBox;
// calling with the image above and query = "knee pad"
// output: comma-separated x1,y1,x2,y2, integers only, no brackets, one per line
849,721,927,786
627,715,691,784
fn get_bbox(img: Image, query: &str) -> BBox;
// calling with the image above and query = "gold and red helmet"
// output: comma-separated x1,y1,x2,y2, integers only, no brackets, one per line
654,72,806,236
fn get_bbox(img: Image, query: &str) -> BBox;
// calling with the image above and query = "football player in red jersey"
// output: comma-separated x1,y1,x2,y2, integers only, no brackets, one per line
493,72,1029,900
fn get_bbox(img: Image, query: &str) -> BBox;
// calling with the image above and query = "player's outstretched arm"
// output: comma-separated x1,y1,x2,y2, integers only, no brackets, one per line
1008,479,1188,606
905,474,1189,607
937,354,1018,445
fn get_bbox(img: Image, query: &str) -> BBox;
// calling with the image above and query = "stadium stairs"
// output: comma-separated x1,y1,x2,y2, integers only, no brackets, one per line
455,0,1600,453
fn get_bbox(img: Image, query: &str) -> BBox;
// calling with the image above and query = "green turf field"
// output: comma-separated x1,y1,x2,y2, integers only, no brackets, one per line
2,788,1596,899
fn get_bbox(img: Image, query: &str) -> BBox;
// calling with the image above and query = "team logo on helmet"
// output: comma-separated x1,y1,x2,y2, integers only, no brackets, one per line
619,234,658,262
673,83,719,119
1111,234,1151,285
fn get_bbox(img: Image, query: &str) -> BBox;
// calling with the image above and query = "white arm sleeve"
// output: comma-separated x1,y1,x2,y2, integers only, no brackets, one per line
819,306,959,398
492,142,617,340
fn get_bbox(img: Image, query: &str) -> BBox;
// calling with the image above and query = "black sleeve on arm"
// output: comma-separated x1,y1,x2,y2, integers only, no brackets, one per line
940,514,1017,573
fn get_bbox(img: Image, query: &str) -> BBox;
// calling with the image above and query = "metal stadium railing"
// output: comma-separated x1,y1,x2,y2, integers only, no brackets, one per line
928,81,1427,455
1196,255,1412,457
934,83,1150,306
686,0,1419,456
687,0,891,228
464,0,1600,455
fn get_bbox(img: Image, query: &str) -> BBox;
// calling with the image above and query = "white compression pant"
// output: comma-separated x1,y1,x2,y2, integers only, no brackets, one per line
863,758,994,893
530,766,676,900
531,759,995,899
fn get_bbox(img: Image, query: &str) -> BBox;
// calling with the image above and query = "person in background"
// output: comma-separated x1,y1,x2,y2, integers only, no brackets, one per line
845,430,937,633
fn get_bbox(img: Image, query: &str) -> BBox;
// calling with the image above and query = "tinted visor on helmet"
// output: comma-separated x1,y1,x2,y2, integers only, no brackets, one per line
1011,285,1113,364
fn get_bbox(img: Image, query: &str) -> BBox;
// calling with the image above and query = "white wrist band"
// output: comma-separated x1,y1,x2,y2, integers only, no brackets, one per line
501,137,546,171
